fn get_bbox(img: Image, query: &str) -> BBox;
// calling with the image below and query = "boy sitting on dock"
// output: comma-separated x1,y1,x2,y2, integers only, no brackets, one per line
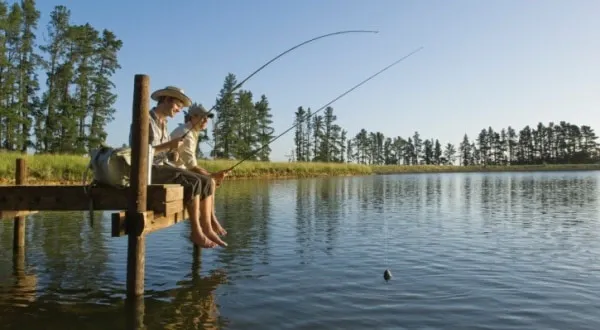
169,104,229,237
131,86,227,248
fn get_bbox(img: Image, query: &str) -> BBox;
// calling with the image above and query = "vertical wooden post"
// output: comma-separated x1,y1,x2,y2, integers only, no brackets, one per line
193,245,201,266
125,296,146,330
192,245,202,281
13,158,26,251
126,74,150,298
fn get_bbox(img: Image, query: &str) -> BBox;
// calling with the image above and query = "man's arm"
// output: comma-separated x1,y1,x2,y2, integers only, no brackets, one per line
154,139,180,152
130,122,176,152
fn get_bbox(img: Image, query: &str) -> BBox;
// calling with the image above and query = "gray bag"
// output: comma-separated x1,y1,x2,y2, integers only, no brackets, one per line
88,146,132,188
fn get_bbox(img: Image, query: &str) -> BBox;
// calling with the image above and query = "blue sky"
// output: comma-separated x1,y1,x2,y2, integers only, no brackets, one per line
34,0,600,161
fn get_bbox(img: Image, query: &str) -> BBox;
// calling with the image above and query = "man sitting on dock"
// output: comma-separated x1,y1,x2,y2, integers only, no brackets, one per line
131,86,227,248
169,104,229,237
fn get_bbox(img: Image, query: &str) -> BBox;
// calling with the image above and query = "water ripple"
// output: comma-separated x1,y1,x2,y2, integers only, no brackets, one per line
1,172,600,329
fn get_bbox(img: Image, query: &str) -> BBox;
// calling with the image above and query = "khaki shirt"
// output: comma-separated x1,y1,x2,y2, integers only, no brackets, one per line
170,122,199,169
129,108,170,166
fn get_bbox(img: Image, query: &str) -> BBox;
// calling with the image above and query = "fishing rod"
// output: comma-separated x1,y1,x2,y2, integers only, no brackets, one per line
225,46,425,171
180,29,379,138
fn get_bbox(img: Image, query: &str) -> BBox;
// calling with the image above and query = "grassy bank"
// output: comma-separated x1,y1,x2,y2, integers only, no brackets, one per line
1,152,600,184
371,163,600,174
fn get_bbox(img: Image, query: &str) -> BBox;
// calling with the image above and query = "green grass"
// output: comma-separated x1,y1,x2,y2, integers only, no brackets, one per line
1,151,599,184
196,159,373,178
0,152,91,183
371,163,600,174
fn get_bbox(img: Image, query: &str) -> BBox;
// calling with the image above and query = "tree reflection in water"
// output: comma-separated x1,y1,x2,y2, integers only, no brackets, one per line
0,213,229,330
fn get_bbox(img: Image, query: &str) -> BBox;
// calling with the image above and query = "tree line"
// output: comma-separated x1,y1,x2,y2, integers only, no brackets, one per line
290,107,599,166
459,122,599,165
0,1,122,154
206,73,598,166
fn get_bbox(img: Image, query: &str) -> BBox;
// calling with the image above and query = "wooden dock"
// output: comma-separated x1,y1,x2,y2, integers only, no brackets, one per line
0,74,191,301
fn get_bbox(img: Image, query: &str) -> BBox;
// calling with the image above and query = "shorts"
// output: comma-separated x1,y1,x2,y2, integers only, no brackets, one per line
151,165,213,202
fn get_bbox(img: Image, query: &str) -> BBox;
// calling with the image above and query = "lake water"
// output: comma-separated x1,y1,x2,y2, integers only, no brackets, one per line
1,171,600,329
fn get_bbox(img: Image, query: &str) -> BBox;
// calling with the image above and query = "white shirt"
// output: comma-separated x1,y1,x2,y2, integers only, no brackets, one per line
170,122,199,169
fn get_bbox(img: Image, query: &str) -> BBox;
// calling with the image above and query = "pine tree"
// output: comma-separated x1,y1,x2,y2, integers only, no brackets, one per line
212,73,237,159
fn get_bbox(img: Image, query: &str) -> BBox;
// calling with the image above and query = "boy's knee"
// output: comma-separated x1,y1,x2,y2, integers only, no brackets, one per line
200,176,214,194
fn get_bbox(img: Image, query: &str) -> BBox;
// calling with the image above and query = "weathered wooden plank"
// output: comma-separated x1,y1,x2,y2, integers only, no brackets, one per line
111,209,189,237
0,184,183,212
0,210,38,219
146,210,188,234
159,184,185,202
163,200,185,216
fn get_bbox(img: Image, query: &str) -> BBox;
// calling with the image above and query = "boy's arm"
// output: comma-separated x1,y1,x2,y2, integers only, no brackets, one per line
179,133,207,172
154,139,181,152
173,130,230,180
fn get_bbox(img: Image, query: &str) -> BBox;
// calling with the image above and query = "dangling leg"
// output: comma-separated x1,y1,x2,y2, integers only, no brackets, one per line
153,165,218,248
210,178,227,236
199,193,227,247
187,196,218,248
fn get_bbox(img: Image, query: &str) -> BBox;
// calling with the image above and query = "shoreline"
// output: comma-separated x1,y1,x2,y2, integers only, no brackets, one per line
1,154,599,185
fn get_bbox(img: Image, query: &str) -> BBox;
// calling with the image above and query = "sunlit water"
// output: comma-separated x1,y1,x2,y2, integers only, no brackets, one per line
1,171,600,329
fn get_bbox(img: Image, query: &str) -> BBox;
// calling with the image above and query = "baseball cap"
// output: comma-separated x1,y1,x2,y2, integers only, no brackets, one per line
187,104,214,118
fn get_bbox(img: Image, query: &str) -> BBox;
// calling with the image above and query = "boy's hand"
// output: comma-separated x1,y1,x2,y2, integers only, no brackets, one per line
212,169,231,187
211,171,226,181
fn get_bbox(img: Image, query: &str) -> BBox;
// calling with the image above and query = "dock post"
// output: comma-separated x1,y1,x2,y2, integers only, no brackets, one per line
126,74,150,298
13,158,26,252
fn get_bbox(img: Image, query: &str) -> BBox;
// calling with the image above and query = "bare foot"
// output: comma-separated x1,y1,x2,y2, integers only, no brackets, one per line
191,231,218,248
212,216,227,236
204,229,228,247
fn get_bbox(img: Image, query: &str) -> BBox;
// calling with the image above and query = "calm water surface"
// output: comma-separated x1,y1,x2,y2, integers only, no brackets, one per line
1,171,600,329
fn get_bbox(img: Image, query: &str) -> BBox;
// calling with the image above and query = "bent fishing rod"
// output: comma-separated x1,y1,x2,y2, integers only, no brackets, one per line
180,29,378,138
225,46,425,171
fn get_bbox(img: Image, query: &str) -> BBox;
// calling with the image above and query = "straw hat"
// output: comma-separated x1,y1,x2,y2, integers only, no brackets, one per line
151,86,192,107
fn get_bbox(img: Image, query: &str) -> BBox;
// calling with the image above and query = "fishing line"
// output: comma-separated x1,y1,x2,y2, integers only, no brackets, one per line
180,30,379,139
385,213,389,266
383,202,392,282
226,46,425,171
